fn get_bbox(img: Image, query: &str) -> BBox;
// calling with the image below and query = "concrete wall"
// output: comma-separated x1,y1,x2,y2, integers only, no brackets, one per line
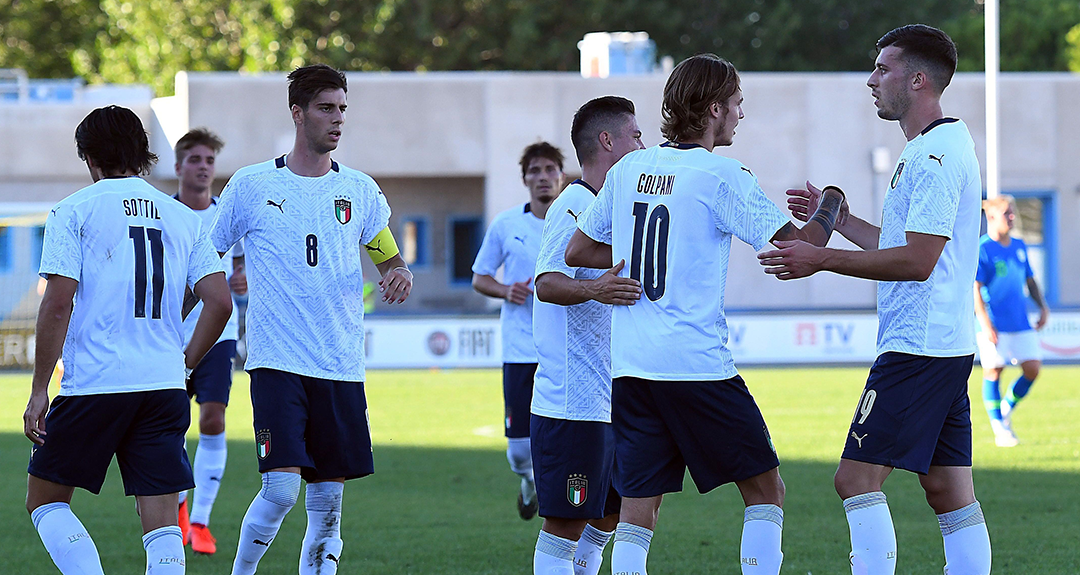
4,70,1079,311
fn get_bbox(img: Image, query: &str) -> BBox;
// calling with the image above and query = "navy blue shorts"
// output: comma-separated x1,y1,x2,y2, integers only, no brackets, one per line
187,339,236,405
503,363,536,438
28,390,194,496
531,415,621,520
249,368,374,482
842,352,974,474
612,376,779,498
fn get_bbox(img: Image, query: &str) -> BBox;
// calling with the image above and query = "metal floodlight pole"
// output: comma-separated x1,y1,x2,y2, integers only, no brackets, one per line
985,0,1000,198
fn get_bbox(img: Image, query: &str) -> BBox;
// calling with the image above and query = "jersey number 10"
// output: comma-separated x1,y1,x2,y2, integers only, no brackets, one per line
630,202,670,301
129,225,164,319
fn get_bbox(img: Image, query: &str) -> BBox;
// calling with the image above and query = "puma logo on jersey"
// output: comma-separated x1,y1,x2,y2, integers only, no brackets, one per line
566,209,580,222
365,240,386,255
513,236,526,245
267,198,285,213
929,154,944,166
50,208,58,216
327,554,340,564
740,166,754,176
850,432,868,448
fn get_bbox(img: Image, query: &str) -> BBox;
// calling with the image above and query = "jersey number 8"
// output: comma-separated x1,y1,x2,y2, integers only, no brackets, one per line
630,202,670,301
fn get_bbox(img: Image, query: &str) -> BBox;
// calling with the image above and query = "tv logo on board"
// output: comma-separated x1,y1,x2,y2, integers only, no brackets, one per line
795,322,855,350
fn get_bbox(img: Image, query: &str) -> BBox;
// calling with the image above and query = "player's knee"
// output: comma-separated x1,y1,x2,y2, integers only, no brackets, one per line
198,403,227,435
834,468,862,499
260,471,302,508
1022,361,1041,380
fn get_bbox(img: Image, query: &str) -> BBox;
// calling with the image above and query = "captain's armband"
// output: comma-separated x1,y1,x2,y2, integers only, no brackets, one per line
364,226,400,264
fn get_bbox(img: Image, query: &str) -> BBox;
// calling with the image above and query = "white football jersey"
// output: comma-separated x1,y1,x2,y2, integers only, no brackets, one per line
39,177,223,396
532,180,612,422
178,197,240,345
877,118,981,357
578,143,789,381
471,201,545,363
210,155,390,382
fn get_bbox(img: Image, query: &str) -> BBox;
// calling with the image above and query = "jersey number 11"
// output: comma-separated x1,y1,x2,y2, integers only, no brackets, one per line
129,225,164,319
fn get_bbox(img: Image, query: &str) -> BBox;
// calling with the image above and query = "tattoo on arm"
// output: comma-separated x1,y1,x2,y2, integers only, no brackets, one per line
808,186,844,241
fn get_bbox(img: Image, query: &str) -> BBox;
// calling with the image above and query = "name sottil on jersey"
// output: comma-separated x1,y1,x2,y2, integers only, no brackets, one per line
123,198,161,219
637,173,675,196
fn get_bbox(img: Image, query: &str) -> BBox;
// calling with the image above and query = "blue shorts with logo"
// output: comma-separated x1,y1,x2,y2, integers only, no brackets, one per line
612,376,779,498
187,339,237,405
531,414,621,520
842,352,975,474
503,363,536,438
28,389,194,496
249,368,374,482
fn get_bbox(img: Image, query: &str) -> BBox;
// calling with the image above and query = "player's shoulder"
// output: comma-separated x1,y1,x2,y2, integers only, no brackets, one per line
493,202,531,224
333,161,382,191
225,158,281,190
556,180,598,208
918,118,975,157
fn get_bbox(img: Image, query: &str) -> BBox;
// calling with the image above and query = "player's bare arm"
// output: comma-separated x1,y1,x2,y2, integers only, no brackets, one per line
1026,276,1050,329
230,254,247,295
759,230,946,281
787,182,880,250
973,281,998,344
564,229,612,270
24,275,77,445
535,260,642,306
376,254,413,304
473,273,532,305
185,271,232,371
770,185,846,247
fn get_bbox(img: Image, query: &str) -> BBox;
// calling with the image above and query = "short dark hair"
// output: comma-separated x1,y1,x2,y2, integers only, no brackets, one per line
287,64,347,110
570,96,636,165
175,128,224,163
661,54,741,142
74,105,157,176
519,142,564,179
876,24,957,93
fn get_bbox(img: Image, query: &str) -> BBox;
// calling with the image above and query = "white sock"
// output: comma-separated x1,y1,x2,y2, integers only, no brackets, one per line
844,492,897,575
507,437,534,481
938,502,991,575
300,482,345,575
741,504,784,574
534,530,577,575
191,431,228,526
611,522,652,575
574,524,613,575
231,471,301,575
143,526,185,574
31,502,105,575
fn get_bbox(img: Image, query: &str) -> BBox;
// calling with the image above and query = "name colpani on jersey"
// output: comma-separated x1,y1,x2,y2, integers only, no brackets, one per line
637,173,676,196
123,198,161,219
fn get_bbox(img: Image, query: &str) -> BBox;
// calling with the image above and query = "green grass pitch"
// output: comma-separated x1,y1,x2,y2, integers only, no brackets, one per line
1,366,1078,573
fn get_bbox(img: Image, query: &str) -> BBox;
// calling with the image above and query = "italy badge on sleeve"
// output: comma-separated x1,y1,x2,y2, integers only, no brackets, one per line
335,198,352,224
567,474,588,507
256,429,272,459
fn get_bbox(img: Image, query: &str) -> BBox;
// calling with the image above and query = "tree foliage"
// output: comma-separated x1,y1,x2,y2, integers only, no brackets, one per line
1,0,1078,96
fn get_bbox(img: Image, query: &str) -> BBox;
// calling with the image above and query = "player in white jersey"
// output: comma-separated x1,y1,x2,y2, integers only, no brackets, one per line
472,141,566,520
566,55,844,575
172,128,248,554
211,64,412,575
759,25,991,575
24,105,232,575
530,96,645,575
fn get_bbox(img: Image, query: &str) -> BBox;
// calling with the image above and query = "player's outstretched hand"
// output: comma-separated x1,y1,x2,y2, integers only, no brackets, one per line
24,391,49,445
506,277,533,305
758,239,824,280
787,181,848,226
590,260,642,306
380,266,413,304
229,268,248,296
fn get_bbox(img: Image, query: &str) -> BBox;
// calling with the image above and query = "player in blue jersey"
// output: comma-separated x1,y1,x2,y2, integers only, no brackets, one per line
472,141,566,520
566,55,844,575
211,65,413,575
530,96,645,575
172,128,248,553
24,106,233,575
974,195,1049,447
760,25,991,575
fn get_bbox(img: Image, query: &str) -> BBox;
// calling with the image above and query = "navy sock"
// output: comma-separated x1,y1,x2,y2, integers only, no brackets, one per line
982,378,1002,421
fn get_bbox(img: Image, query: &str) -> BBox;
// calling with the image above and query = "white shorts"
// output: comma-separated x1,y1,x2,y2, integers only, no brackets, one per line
977,329,1042,369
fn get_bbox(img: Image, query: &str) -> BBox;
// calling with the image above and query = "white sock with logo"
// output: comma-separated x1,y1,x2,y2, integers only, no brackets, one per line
740,504,784,574
938,501,991,575
143,525,185,574
611,522,652,575
191,431,227,526
534,530,577,575
844,492,896,575
31,502,105,575
231,471,301,575
573,523,613,575
300,482,344,575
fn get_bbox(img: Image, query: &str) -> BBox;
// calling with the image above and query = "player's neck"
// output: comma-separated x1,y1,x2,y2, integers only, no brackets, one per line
177,187,212,210
680,134,714,152
287,142,333,177
899,99,945,141
530,199,552,220
580,161,609,192
989,229,1012,246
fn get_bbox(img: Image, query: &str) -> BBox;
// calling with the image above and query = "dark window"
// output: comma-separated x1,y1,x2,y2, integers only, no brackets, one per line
0,227,10,272
450,218,482,285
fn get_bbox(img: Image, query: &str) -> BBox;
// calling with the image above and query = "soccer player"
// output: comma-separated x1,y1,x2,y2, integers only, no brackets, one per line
531,96,645,575
472,141,566,520
172,128,248,553
24,105,232,575
565,54,844,575
210,65,413,575
759,25,991,575
975,195,1049,447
